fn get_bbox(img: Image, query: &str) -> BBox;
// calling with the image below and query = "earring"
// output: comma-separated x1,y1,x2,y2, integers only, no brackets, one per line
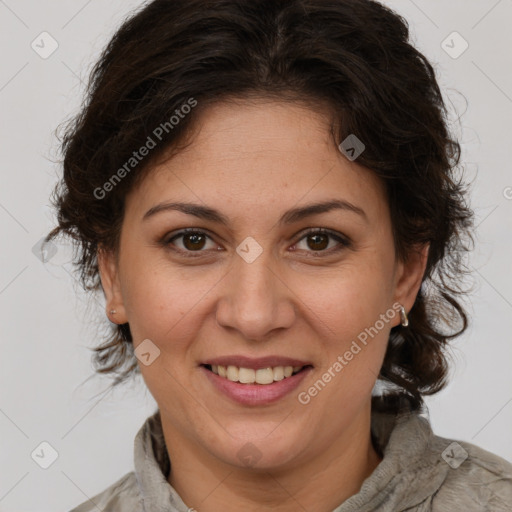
399,305,409,327
109,309,117,315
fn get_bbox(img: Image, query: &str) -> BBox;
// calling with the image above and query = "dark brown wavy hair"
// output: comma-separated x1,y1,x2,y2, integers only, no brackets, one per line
46,0,474,414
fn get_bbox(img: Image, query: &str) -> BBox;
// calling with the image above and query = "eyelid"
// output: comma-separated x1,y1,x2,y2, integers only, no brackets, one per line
291,227,351,254
163,228,221,255
293,227,350,245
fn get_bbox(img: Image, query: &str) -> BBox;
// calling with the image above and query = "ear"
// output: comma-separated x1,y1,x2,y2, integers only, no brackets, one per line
97,246,128,324
392,243,429,326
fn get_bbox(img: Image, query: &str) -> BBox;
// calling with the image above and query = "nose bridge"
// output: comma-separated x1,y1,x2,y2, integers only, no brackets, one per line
215,241,295,339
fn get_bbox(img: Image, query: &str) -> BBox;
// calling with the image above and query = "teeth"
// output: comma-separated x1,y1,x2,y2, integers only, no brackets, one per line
227,365,239,382
239,367,255,384
256,368,274,384
273,366,284,381
210,364,305,384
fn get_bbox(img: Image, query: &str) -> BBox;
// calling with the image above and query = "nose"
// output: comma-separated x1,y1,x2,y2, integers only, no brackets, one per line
215,247,296,341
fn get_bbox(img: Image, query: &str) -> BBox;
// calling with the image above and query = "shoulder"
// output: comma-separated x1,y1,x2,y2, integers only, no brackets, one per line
68,471,141,512
374,410,512,510
428,433,512,511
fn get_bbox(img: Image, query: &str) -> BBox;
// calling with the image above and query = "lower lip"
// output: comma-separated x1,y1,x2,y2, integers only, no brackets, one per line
200,366,313,406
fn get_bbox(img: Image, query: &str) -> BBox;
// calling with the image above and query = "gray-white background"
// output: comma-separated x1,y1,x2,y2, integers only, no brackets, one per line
1,1,511,510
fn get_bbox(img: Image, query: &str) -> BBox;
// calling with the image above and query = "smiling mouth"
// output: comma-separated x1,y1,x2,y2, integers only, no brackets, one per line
202,364,312,385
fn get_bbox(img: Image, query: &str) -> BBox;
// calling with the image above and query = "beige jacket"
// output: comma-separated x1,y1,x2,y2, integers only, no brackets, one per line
69,408,512,511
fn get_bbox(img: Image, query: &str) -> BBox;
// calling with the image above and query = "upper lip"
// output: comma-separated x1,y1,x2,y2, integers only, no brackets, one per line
202,355,313,370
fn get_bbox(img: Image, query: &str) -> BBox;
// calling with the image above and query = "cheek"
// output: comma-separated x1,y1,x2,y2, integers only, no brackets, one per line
120,262,218,412
293,259,393,399
119,255,222,345
294,259,394,338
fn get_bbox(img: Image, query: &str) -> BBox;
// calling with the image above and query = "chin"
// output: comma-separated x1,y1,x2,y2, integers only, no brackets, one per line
208,424,307,471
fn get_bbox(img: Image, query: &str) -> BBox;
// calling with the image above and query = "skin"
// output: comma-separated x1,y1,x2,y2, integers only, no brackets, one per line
98,99,429,512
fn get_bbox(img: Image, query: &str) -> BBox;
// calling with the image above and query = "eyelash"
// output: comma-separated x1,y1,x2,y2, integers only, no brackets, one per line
161,228,351,258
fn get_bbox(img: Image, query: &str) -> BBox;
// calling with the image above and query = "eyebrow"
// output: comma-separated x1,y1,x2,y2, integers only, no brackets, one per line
142,199,367,225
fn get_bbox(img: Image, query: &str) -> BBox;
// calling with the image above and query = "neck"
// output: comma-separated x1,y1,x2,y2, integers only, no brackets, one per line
163,404,382,512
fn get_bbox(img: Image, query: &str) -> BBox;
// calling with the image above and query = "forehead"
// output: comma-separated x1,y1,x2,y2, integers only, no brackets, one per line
124,99,388,224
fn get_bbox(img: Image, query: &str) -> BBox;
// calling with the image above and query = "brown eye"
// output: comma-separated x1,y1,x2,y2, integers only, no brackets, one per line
165,229,218,254
306,233,329,251
182,232,207,251
293,229,350,254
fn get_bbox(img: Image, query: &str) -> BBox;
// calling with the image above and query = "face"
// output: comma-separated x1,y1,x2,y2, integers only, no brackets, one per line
99,99,427,472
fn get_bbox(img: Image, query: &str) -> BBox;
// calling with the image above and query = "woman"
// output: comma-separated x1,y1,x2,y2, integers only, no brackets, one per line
46,0,512,510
